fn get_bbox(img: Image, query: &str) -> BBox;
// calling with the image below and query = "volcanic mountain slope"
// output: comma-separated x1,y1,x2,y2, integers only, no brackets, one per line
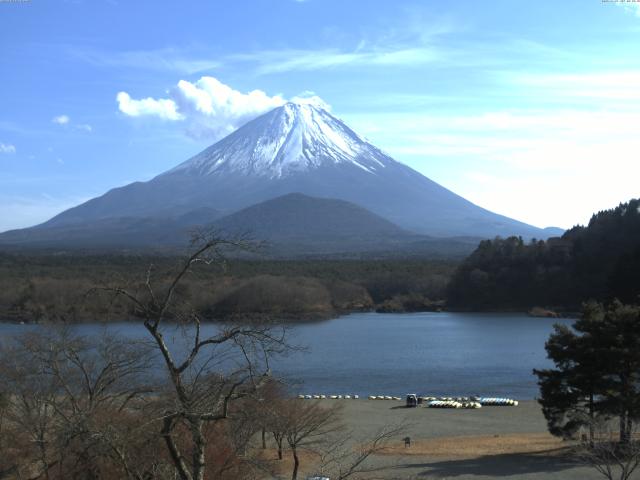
0,193,480,257
208,193,476,257
0,102,562,249
0,207,223,249
213,193,408,240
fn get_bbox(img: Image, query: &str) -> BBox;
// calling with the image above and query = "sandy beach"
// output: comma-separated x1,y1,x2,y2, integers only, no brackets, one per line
297,399,605,479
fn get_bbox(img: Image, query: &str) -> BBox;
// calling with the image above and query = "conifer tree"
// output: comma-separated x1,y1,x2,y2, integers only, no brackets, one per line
535,301,640,444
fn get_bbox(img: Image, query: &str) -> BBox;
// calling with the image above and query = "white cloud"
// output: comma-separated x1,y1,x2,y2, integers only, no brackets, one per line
116,92,183,121
290,91,331,110
117,76,288,140
0,142,16,154
52,115,70,125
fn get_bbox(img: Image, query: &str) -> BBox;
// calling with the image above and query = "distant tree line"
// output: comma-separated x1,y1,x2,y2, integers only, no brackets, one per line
0,255,454,323
447,199,640,311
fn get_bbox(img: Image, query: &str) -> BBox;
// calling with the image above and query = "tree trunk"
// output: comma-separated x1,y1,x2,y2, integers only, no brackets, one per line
620,411,628,444
262,427,267,450
588,392,594,446
291,446,299,480
162,417,193,480
273,433,283,460
191,419,207,480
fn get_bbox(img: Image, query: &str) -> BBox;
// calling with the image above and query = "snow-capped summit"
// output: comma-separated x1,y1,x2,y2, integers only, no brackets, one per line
9,103,564,242
166,102,390,178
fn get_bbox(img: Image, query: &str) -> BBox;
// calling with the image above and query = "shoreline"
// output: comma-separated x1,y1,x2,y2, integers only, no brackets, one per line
0,306,579,325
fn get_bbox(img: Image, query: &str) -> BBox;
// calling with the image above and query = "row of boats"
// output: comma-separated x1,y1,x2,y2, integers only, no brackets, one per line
418,396,518,405
296,394,518,407
297,394,360,400
416,396,518,408
428,400,482,409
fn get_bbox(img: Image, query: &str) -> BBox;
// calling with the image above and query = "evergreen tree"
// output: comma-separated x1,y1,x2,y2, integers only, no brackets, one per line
535,301,640,444
534,319,605,441
447,198,640,310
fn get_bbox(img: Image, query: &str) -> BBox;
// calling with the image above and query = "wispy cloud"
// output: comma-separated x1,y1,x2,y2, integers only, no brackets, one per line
0,142,16,154
51,115,93,133
67,15,456,76
75,124,93,132
75,43,443,76
68,46,222,74
52,114,70,125
229,45,443,74
506,71,640,103
229,17,455,74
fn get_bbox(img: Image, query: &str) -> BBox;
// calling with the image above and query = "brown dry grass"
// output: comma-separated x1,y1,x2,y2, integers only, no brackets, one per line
379,432,569,459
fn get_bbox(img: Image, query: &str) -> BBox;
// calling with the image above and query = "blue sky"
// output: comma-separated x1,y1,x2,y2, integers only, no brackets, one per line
1,0,639,232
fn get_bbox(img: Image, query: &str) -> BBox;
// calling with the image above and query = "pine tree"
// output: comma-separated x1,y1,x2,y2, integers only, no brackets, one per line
535,301,640,444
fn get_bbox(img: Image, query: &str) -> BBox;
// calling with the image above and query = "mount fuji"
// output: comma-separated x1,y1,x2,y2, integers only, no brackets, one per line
0,102,562,252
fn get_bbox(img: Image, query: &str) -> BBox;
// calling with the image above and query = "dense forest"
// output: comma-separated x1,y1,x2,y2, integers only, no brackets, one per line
447,198,640,311
0,254,454,323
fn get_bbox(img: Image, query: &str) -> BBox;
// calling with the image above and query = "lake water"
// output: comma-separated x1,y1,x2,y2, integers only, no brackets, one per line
0,312,571,399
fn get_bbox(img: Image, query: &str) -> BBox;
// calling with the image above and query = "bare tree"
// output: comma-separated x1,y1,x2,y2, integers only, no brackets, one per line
93,232,291,480
575,417,640,480
316,423,406,480
204,401,279,480
270,415,288,461
253,378,288,454
0,342,57,479
280,400,343,480
0,329,159,480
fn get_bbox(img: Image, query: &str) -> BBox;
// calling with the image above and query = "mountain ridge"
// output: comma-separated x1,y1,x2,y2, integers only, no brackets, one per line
1,102,563,249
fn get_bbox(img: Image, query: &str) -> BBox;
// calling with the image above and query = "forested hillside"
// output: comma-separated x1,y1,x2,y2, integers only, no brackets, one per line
447,199,640,311
0,255,454,322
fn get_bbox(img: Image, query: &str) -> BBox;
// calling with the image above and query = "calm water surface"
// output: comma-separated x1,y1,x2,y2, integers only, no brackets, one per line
0,312,571,399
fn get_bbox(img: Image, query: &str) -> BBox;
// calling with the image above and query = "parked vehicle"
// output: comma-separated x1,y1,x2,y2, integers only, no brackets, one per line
406,394,418,407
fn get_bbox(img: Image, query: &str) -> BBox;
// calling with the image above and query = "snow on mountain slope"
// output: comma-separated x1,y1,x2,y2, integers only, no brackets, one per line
2,102,563,242
166,102,388,178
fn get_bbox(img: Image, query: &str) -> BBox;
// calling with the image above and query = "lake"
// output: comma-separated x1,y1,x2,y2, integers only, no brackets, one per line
0,312,571,399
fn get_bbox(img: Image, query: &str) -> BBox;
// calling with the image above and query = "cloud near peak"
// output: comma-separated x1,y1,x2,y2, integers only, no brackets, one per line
116,76,326,140
116,92,183,121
